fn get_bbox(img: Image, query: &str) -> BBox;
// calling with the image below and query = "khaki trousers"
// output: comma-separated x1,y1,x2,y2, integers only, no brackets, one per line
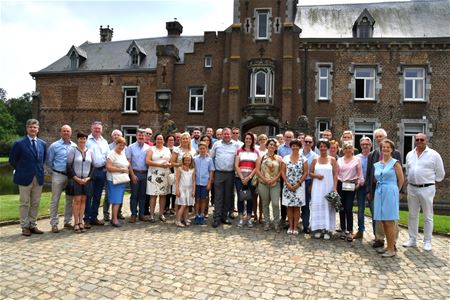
50,172,73,226
19,177,43,229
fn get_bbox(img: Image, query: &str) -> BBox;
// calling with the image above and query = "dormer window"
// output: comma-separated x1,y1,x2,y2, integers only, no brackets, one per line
126,41,147,68
70,51,78,70
352,9,375,38
66,45,87,70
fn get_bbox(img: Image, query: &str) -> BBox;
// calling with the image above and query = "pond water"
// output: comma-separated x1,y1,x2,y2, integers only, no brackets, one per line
0,163,51,195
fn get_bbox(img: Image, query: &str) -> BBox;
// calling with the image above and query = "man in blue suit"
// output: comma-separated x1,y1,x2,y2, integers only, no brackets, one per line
9,119,47,236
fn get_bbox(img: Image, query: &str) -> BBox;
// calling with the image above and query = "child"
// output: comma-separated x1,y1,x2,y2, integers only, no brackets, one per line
194,142,215,225
175,154,196,227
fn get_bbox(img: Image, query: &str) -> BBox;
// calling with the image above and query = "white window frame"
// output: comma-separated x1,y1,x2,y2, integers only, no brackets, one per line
319,67,330,100
354,67,376,101
404,68,425,101
354,122,375,152
204,55,212,68
400,122,427,162
189,87,205,113
316,119,330,142
256,10,269,40
185,125,205,134
249,69,274,103
121,125,138,145
122,86,139,113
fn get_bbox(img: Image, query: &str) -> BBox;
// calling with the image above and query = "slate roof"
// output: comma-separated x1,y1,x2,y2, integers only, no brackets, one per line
35,36,204,74
296,0,450,38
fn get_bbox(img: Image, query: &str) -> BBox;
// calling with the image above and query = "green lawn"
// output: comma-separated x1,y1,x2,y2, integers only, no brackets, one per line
0,157,8,163
354,207,450,235
0,192,66,222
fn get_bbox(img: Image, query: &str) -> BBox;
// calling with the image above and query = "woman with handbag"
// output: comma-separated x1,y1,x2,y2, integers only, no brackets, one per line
337,142,365,241
255,138,283,232
235,132,259,228
106,137,129,227
66,132,94,233
281,139,308,235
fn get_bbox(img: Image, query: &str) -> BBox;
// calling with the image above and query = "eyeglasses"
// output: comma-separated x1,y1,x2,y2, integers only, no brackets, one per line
360,143,371,146
146,133,152,136
415,138,425,142
304,141,313,144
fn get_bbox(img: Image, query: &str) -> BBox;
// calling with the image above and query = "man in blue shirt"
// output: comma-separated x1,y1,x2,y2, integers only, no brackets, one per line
85,121,110,228
47,125,77,233
191,128,201,152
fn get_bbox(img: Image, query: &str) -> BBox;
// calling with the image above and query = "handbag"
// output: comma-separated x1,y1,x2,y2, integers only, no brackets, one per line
65,179,75,196
167,173,175,186
239,186,252,202
342,181,356,191
112,173,130,185
251,175,258,187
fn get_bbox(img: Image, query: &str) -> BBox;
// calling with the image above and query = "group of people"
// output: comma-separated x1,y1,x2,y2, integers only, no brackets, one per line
10,119,445,258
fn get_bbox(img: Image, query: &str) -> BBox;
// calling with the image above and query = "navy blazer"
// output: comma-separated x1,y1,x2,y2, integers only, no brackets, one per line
9,136,47,186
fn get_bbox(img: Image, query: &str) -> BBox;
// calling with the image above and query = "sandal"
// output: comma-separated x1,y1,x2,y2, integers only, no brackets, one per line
346,233,353,242
74,224,81,234
159,215,167,223
79,223,85,232
175,221,185,228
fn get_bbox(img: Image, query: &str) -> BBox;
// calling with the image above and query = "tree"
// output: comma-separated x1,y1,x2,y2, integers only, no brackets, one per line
6,92,32,136
0,88,6,101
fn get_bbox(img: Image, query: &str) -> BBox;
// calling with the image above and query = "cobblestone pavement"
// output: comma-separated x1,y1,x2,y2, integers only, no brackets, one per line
0,196,449,300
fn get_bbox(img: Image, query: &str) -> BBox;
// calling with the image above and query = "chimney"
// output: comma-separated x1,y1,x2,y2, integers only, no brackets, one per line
166,19,183,36
100,25,113,42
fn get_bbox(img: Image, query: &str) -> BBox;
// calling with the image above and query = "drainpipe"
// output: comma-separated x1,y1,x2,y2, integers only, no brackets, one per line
303,48,308,115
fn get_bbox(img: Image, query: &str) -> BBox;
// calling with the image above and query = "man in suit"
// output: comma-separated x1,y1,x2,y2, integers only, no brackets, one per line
9,119,47,236
366,128,402,250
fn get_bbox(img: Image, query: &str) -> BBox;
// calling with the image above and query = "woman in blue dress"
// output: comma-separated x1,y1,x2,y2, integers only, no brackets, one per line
374,139,404,258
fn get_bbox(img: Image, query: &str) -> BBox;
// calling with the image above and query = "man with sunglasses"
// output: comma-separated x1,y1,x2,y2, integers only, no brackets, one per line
403,133,445,251
144,128,154,146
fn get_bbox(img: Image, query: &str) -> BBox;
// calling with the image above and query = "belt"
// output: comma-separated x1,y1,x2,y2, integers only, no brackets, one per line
94,165,106,169
133,169,147,174
409,183,434,188
52,169,67,176
216,170,234,173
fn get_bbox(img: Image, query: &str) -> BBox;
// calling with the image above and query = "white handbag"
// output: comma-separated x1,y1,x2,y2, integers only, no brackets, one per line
112,173,130,185
342,181,356,191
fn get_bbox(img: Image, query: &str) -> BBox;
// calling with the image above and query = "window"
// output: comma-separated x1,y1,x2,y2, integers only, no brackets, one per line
122,87,138,113
256,10,269,39
204,55,212,68
316,119,330,141
130,47,139,66
249,69,274,102
70,51,78,70
404,68,425,101
189,87,204,113
319,67,330,100
354,122,375,152
185,125,205,133
402,123,426,162
354,67,375,100
122,126,138,145
358,17,371,38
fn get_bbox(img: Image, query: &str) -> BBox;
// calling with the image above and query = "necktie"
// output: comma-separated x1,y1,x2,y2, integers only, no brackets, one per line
32,139,37,155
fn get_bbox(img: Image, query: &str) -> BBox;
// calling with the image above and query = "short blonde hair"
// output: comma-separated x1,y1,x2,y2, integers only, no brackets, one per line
115,136,127,145
258,134,268,142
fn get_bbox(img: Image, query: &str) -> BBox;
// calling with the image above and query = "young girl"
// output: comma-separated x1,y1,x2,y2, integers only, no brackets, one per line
175,154,196,227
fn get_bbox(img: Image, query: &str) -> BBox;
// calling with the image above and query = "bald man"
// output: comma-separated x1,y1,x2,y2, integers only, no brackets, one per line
47,125,77,232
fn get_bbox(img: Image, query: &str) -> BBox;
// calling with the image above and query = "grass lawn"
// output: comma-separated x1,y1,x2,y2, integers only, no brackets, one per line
353,207,450,235
0,192,66,222
0,157,8,163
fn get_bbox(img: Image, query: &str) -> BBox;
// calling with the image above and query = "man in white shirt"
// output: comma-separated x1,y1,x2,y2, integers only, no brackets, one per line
403,133,445,251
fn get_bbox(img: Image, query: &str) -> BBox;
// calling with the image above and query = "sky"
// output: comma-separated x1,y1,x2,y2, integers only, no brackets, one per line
0,0,410,99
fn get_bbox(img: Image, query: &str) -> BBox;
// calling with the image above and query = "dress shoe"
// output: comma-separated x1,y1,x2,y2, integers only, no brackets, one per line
30,227,44,234
63,223,74,229
84,222,92,229
111,222,122,228
51,225,59,233
372,240,385,248
129,215,137,223
92,219,105,226
22,228,31,236
139,215,149,222
353,231,363,239
402,239,417,248
212,220,220,228
381,250,396,258
221,218,232,225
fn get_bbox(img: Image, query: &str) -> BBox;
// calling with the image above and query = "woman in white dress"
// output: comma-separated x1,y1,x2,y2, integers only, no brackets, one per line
146,134,172,222
309,140,338,240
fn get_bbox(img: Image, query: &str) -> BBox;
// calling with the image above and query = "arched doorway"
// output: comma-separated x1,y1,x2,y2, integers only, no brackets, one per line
240,116,281,138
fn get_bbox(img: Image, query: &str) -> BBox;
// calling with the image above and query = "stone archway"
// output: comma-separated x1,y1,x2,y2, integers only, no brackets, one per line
240,115,281,137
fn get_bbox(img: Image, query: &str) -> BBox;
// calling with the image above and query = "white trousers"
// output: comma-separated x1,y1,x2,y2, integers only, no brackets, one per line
407,184,435,243
50,172,73,226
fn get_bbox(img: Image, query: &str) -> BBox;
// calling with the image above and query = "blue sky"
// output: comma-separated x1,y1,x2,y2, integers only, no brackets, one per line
0,0,409,99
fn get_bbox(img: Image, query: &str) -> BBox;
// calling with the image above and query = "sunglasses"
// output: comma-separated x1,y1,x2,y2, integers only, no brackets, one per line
232,132,239,134
415,138,425,142
360,143,371,146
304,141,313,144
146,133,152,136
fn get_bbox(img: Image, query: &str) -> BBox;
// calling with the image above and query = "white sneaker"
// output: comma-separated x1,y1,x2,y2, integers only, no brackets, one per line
423,241,432,251
402,239,417,248
323,233,331,240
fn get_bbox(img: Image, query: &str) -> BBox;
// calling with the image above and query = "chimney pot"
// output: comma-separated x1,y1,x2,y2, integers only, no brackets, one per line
166,20,183,36
100,25,114,42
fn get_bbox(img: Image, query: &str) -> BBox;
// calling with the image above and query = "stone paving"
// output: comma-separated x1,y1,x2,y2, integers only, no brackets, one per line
0,196,449,300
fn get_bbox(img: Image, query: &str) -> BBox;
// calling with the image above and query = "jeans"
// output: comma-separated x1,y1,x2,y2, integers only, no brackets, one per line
338,181,356,233
301,179,312,232
356,185,367,233
84,168,106,223
234,177,255,215
213,171,235,221
130,172,148,216
258,182,280,225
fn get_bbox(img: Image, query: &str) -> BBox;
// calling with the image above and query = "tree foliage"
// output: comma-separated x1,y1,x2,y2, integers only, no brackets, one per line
5,92,33,136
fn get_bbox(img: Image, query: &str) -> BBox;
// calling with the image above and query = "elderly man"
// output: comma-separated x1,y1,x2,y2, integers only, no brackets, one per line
403,133,445,251
366,128,402,249
47,125,77,233
126,129,151,223
144,128,154,146
210,127,239,228
354,136,372,239
84,121,110,228
103,129,125,222
9,119,47,236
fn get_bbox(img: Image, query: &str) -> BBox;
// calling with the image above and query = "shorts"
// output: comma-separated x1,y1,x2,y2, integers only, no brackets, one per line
195,185,208,199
